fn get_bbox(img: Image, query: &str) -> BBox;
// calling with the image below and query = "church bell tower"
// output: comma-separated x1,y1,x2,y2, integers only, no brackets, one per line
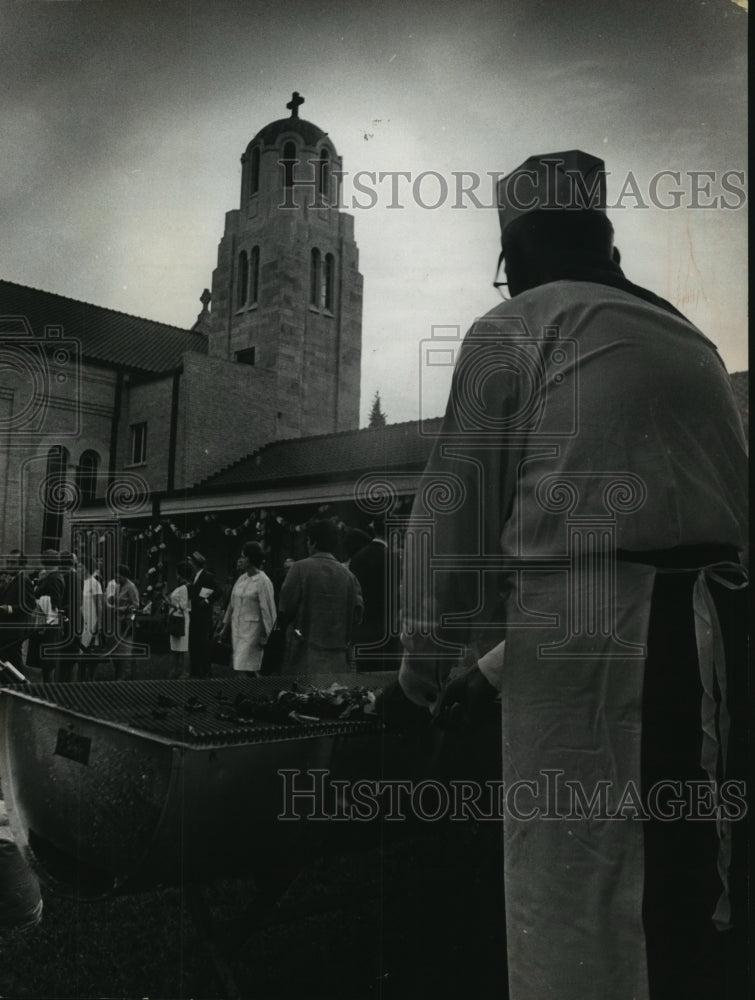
207,93,363,439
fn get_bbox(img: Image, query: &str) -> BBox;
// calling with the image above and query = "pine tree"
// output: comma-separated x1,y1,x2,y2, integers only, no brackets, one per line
368,390,387,428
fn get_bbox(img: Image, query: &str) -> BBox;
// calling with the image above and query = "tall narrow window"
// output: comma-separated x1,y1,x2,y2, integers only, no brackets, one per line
76,450,99,502
238,250,249,307
332,168,341,208
250,146,260,196
310,248,321,307
250,246,260,305
282,141,296,189
41,445,69,550
318,148,330,203
323,253,335,311
130,423,147,465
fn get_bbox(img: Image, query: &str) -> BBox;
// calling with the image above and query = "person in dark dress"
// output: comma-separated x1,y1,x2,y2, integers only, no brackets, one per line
186,551,220,678
55,551,83,683
349,518,402,671
0,551,34,674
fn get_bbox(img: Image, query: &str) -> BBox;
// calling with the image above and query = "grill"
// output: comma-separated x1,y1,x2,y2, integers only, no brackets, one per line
0,674,399,898
7,677,384,746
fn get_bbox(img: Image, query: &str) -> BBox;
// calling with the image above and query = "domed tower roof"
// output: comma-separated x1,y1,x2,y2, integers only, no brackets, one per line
247,92,331,151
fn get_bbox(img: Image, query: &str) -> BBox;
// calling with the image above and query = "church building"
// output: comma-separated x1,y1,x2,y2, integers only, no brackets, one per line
0,94,748,595
0,95,431,587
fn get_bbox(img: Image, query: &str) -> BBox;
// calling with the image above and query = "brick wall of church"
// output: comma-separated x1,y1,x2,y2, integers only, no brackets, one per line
117,375,174,494
205,126,363,446
175,353,277,488
0,361,114,555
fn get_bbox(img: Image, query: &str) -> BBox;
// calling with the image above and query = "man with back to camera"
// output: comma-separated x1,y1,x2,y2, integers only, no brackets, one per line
277,519,363,675
396,151,748,1000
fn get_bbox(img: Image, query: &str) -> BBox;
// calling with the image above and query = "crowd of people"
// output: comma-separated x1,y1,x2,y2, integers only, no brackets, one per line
0,549,142,683
190,520,401,677
0,517,401,683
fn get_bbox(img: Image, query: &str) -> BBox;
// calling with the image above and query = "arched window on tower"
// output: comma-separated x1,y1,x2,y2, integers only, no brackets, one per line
250,146,260,196
323,253,335,311
250,246,260,305
317,148,331,203
41,445,69,550
238,250,249,307
76,450,99,503
282,141,296,189
310,249,321,307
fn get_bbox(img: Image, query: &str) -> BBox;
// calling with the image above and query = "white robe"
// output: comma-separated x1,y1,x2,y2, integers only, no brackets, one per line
399,281,748,1000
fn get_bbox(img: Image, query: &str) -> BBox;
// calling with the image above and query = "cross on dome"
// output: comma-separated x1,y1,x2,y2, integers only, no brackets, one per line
286,91,305,118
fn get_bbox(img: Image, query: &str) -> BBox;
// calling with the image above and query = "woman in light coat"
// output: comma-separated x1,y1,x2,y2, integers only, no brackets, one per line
219,542,276,674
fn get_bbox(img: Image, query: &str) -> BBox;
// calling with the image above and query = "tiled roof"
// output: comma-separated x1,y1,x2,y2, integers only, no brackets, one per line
198,371,748,494
0,279,206,375
198,418,444,492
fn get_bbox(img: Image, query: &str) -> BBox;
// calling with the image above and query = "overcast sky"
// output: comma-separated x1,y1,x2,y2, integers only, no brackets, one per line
0,0,747,425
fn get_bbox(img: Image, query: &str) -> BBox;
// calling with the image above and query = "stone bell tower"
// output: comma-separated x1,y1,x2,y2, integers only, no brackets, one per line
207,92,363,439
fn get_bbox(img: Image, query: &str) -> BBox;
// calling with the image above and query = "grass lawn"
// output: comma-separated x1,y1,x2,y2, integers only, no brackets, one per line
0,824,506,999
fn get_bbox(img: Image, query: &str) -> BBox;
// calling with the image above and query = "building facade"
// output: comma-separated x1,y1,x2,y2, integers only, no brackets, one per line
0,95,363,561
0,96,747,594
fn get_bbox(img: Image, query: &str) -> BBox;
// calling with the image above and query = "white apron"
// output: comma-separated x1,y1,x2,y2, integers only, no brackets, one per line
496,557,744,1000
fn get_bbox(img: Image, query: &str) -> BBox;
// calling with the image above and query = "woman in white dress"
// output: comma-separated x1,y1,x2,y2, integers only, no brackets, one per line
78,557,103,681
167,561,191,679
219,542,276,674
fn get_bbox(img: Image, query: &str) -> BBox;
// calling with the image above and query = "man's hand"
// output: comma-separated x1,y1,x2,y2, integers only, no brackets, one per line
433,666,498,732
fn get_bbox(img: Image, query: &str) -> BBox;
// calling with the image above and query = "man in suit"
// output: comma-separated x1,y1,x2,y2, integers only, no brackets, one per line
278,520,363,675
55,551,83,682
348,518,402,671
0,550,34,674
186,551,220,678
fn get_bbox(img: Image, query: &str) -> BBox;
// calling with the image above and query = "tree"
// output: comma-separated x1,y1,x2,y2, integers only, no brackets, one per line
368,390,387,428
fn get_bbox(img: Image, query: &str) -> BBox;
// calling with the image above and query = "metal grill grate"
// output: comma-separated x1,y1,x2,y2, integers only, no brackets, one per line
8,674,390,748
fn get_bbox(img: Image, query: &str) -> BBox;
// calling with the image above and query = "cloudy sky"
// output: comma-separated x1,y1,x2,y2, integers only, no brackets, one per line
1,0,747,424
